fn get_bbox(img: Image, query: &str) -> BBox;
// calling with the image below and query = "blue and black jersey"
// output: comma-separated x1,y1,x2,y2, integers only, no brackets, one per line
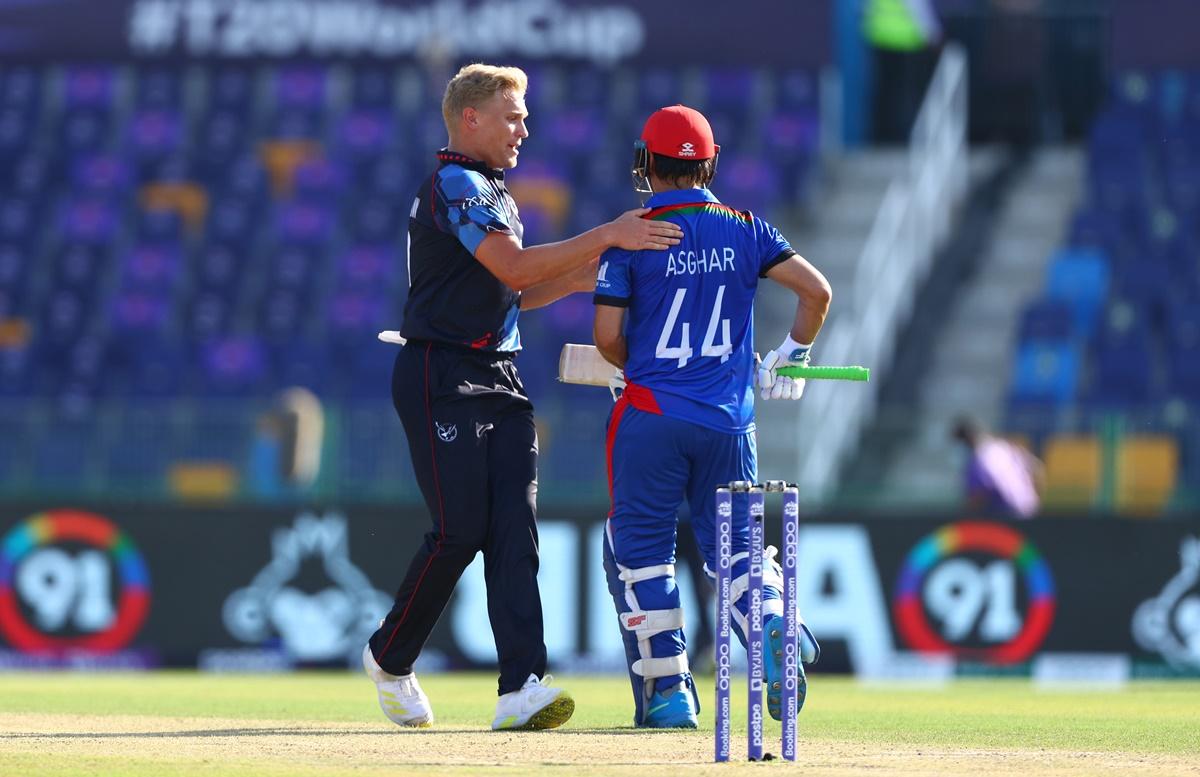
594,188,796,432
401,150,525,352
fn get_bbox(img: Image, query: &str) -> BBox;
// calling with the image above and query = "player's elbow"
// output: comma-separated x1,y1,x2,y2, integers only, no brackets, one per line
801,271,832,316
494,260,535,292
594,327,621,354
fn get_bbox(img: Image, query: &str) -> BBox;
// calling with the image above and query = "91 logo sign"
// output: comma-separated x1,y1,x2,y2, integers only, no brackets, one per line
0,510,150,653
892,521,1056,664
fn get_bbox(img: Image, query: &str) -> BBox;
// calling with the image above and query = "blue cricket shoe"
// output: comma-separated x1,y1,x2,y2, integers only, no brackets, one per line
764,613,818,721
640,682,698,729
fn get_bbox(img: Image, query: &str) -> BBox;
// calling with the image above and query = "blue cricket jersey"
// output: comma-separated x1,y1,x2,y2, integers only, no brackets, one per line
401,150,524,352
593,188,796,432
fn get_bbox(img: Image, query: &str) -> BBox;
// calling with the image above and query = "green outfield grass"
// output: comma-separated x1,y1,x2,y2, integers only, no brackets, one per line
0,672,1198,776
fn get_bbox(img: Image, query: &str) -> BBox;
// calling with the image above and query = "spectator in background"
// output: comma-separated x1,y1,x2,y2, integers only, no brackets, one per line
864,0,943,143
952,416,1043,518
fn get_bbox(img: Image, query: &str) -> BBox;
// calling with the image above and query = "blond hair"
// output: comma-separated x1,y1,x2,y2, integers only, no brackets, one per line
442,63,528,132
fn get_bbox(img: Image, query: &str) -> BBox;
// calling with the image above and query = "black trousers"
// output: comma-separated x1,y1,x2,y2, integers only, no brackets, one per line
368,341,547,695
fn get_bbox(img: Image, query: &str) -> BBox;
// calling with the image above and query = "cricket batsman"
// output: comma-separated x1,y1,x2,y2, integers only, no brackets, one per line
593,105,828,727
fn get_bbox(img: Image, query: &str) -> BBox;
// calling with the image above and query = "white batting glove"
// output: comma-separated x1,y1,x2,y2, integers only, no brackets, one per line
608,369,626,402
757,335,812,401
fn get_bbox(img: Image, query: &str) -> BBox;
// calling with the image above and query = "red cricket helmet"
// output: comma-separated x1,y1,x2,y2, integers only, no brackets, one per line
641,104,719,159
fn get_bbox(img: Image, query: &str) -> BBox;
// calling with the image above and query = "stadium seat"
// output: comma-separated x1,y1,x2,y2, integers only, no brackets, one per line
1041,434,1101,510
1010,341,1081,404
1116,435,1178,515
1018,299,1074,342
1045,248,1110,335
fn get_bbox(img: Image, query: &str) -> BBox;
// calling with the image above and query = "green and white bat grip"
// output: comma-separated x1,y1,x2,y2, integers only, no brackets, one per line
776,365,870,382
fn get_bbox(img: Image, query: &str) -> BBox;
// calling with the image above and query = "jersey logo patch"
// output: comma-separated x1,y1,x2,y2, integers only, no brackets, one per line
435,422,458,442
597,261,609,283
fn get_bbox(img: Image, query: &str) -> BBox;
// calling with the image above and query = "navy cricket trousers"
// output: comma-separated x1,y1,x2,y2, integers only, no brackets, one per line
368,341,547,695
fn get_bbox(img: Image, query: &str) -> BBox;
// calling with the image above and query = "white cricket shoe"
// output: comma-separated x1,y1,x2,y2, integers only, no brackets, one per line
362,644,433,728
491,673,575,731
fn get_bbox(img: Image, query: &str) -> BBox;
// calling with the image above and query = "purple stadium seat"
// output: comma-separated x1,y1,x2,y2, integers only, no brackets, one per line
270,109,322,140
122,337,186,397
776,70,817,111
0,108,30,160
718,154,781,217
208,198,258,243
763,110,819,157
346,198,396,242
0,339,35,397
1,67,40,109
195,244,244,291
637,69,681,113
7,154,54,196
199,111,247,165
366,153,411,196
121,243,182,292
202,336,268,396
0,198,37,244
328,291,389,340
276,201,334,243
338,245,397,290
184,291,232,341
339,110,393,158
566,67,613,113
127,110,185,159
135,209,184,243
55,244,108,290
274,67,326,110
293,158,346,198
350,67,394,108
110,291,171,336
59,109,112,154
542,109,604,154
259,288,304,341
135,68,183,109
704,68,758,112
0,244,25,290
63,66,115,108
60,198,120,243
224,153,268,197
41,289,90,344
269,243,319,291
209,67,254,111
74,154,131,193
269,339,329,393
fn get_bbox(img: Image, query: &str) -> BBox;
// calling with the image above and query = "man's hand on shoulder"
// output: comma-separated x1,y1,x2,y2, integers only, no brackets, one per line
606,208,683,252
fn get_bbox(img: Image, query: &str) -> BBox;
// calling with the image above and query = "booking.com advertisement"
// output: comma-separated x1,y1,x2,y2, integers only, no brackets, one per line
1,505,1196,677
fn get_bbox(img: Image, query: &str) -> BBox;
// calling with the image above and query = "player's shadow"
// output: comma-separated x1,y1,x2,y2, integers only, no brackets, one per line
0,728,459,739
1,726,689,738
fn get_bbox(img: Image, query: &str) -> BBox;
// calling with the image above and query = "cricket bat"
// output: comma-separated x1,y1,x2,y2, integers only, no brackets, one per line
556,343,870,385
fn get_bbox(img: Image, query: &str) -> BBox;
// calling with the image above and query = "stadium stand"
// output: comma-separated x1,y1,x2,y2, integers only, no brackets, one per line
0,63,820,498
1005,71,1200,511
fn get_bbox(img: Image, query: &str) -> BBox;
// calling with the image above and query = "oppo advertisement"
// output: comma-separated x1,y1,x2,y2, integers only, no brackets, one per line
0,504,1197,676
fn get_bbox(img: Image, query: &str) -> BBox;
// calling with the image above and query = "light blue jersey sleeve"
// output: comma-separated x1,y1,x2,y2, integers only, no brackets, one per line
593,246,635,307
432,167,515,256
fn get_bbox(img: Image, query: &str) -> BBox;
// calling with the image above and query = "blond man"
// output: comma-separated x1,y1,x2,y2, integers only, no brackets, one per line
362,64,682,731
